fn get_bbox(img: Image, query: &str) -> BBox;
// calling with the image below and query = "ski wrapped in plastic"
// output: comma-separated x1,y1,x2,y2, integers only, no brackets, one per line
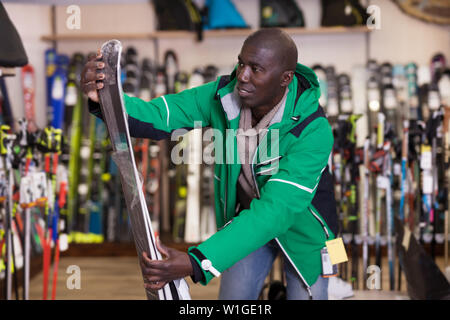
97,39,190,300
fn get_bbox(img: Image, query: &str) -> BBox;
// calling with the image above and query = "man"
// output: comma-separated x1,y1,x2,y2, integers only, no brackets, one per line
82,28,338,300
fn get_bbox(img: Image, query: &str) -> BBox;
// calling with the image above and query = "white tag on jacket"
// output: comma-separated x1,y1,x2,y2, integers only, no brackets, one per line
321,247,336,277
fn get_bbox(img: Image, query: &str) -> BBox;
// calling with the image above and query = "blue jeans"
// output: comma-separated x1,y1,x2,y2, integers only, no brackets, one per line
218,240,328,300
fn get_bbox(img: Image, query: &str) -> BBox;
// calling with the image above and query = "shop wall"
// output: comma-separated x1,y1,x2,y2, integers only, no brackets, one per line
3,0,450,129
3,3,51,129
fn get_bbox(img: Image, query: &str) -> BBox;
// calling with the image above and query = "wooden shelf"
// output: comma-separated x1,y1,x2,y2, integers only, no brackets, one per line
283,26,370,35
45,240,447,258
41,26,370,42
41,33,153,42
155,26,370,39
60,231,198,257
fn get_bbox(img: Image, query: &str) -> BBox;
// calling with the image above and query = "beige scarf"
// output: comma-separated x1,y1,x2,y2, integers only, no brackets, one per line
236,87,288,200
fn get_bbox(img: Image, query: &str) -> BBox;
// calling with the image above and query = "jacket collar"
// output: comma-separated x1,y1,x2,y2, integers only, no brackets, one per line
216,63,320,125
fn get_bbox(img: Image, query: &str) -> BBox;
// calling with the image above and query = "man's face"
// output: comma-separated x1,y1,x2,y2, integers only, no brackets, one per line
236,43,285,110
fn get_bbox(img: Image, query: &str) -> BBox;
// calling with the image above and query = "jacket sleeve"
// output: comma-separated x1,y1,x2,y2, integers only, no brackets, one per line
188,116,334,285
122,81,217,139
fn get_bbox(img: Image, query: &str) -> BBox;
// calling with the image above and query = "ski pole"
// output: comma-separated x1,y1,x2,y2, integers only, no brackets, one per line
50,128,61,300
348,114,362,289
52,163,67,300
444,106,450,270
16,118,33,300
374,113,385,273
51,200,60,300
19,176,34,300
36,126,56,300
1,125,17,299
399,120,409,223
362,138,370,289
382,141,395,291
428,109,442,259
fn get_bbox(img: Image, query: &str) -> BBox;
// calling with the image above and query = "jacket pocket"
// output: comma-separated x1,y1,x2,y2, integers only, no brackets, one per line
308,206,330,240
255,156,282,176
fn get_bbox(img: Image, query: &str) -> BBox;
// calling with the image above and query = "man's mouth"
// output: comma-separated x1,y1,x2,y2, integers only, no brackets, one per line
237,86,253,98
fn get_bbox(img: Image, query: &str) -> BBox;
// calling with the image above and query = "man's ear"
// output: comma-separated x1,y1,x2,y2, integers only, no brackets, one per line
281,71,294,87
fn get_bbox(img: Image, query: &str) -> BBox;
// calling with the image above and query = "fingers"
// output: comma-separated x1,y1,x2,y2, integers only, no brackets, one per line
156,237,170,259
87,49,102,61
144,280,167,291
84,80,103,93
83,60,105,83
142,265,167,292
140,250,175,289
141,254,168,292
140,265,167,286
140,244,188,292
140,251,168,270
83,80,103,102
80,48,105,102
140,256,170,291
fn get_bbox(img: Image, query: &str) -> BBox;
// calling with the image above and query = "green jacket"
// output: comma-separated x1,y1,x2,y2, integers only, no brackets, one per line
122,63,336,292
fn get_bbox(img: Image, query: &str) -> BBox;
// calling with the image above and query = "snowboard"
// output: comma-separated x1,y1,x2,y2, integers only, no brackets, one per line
98,39,190,300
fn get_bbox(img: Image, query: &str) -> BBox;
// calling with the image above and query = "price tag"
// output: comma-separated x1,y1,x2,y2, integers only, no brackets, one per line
325,237,348,265
420,145,432,170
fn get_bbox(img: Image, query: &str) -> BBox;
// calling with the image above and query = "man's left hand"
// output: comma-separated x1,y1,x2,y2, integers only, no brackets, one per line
140,238,193,291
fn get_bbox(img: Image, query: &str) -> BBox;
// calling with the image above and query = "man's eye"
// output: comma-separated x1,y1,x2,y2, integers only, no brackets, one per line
252,66,261,73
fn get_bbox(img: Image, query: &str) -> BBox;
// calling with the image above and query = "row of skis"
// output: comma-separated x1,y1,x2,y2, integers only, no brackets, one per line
0,51,75,300
0,47,221,299
0,46,449,299
315,53,450,291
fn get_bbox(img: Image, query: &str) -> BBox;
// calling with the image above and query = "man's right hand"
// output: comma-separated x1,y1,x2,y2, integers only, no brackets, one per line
81,50,105,103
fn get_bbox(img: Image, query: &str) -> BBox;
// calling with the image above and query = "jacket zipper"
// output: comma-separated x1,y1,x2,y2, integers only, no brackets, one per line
251,145,261,198
274,238,313,299
308,207,330,240
251,143,313,299
223,187,227,224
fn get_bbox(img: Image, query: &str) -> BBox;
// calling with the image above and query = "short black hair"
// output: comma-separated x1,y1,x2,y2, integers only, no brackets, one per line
243,28,298,72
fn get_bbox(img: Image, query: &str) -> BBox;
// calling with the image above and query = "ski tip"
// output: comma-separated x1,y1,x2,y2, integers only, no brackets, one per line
99,40,123,86
100,39,122,55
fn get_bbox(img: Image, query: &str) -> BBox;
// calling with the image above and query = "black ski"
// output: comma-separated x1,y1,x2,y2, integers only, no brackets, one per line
97,40,190,300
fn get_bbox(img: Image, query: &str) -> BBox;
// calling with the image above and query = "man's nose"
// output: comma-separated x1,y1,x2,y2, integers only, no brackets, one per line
237,65,250,83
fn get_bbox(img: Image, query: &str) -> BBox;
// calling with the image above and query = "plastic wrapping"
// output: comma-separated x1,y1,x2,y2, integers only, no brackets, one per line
98,39,190,301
